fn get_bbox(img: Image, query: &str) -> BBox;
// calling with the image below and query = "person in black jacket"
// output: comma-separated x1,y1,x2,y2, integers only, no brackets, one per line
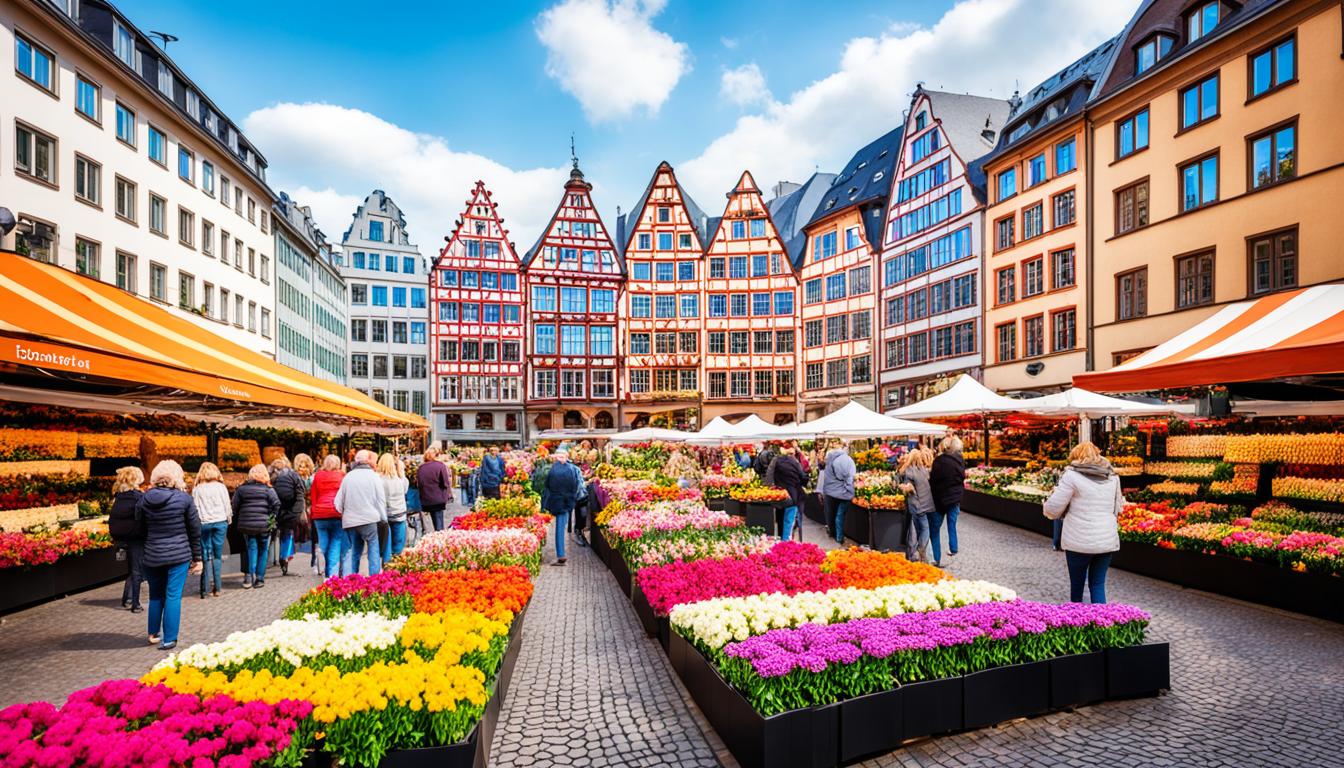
269,457,305,576
769,445,808,540
232,464,281,589
929,436,967,564
135,461,202,650
108,466,145,613
542,452,581,566
752,445,777,477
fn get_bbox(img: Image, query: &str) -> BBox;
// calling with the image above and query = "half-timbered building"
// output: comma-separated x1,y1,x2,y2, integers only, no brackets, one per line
702,171,800,425
522,161,624,436
430,181,525,444
616,162,710,429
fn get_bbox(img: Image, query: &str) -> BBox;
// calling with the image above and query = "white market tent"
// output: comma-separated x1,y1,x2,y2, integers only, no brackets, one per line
1019,388,1195,419
686,414,784,445
725,414,780,438
886,374,1025,419
686,416,735,445
756,401,946,440
607,426,695,444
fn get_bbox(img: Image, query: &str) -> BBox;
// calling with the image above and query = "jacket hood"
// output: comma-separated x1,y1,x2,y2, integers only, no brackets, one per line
1070,460,1115,482
141,486,182,509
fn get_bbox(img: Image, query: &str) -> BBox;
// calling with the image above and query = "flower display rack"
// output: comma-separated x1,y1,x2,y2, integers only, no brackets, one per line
960,489,1055,538
0,546,125,615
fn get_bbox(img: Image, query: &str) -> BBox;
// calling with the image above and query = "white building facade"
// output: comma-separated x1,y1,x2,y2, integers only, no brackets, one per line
338,190,429,418
1,0,277,356
274,192,347,385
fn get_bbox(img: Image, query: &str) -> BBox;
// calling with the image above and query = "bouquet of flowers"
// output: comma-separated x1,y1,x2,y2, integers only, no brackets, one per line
700,474,747,500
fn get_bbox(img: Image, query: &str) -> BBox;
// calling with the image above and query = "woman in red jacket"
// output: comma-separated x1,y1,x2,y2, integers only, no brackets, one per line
309,454,346,577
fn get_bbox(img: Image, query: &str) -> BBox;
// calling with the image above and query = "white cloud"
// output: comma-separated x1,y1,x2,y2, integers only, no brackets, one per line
535,0,691,123
679,0,1138,206
243,103,568,254
720,63,772,108
720,36,739,50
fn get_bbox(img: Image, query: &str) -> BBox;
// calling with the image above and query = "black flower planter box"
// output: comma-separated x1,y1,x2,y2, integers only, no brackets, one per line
1106,642,1170,699
378,722,484,768
631,581,659,637
1049,651,1106,710
901,676,963,738
669,628,691,681
745,503,781,535
803,493,823,523
1,547,127,616
706,498,727,512
725,498,746,518
960,489,1053,537
680,640,838,768
838,687,903,763
867,509,908,554
843,504,870,546
962,660,1050,729
609,549,633,597
592,525,612,569
657,615,670,652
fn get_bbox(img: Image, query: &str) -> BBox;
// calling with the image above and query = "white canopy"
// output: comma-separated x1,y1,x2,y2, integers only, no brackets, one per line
886,374,1025,419
1233,398,1344,417
686,416,735,445
1019,388,1195,419
607,427,694,444
761,401,946,440
686,414,782,445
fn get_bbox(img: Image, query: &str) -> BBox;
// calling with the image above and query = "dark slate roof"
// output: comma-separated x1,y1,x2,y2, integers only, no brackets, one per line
616,162,712,257
766,173,837,268
803,126,905,251
922,90,1012,166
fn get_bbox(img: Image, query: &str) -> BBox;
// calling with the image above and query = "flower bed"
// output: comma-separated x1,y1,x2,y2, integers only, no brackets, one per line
0,528,112,568
451,510,552,541
388,529,542,575
626,528,776,570
819,547,946,589
701,474,747,500
284,566,533,621
638,542,836,616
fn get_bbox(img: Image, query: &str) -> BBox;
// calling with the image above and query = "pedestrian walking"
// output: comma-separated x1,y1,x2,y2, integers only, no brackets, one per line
819,441,856,545
269,457,305,576
417,447,451,531
232,464,280,589
378,453,410,561
1043,441,1124,604
543,451,582,566
336,449,388,575
480,446,505,499
135,460,202,651
897,449,934,563
108,466,145,613
768,445,807,541
293,453,318,573
309,455,346,577
929,436,966,565
191,462,231,597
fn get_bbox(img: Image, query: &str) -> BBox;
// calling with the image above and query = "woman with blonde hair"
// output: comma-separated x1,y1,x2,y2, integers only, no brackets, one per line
134,460,202,650
376,453,410,561
1043,441,1124,603
269,456,305,576
191,462,230,598
310,453,346,577
109,466,145,612
293,453,318,573
231,464,280,588
897,448,935,563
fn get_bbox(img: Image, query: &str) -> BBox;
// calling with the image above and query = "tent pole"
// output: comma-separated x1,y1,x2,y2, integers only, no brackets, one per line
982,416,991,468
206,424,220,464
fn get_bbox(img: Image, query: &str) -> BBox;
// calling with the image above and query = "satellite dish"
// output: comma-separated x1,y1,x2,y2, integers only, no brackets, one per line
1026,362,1045,376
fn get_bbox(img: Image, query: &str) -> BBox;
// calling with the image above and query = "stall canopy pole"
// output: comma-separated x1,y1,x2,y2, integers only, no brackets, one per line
982,418,991,468
206,423,220,464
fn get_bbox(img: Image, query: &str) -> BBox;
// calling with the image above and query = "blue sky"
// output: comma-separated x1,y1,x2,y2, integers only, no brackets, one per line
120,0,1136,252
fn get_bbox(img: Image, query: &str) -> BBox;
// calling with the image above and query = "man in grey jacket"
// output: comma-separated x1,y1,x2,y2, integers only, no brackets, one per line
335,449,388,575
819,441,856,545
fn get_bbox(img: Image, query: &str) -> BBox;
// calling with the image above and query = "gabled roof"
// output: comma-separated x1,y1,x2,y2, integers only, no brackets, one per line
921,90,1012,166
617,161,712,257
767,172,838,267
437,180,521,269
521,163,623,275
802,126,904,253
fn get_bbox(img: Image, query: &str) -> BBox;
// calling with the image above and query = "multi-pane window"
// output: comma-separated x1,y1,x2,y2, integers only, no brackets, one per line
804,320,823,348
115,103,136,146
1023,258,1044,298
814,231,837,261
826,360,848,388
708,294,727,317
1116,108,1150,159
805,363,823,390
826,315,848,344
1187,1,1220,41
708,372,727,399
533,324,556,354
681,294,699,317
1248,227,1297,296
753,331,772,354
590,326,614,355
76,75,100,121
1022,204,1043,240
656,262,675,282
1176,252,1215,309
953,274,976,308
74,155,101,205
149,262,167,302
1050,190,1076,228
730,294,748,316
15,123,56,184
749,293,769,316
851,355,871,384
825,274,847,301
534,370,557,398
708,332,726,354
655,295,676,318
996,216,1015,251
997,323,1017,363
1115,180,1149,234
630,333,651,354
630,370,650,393
730,331,749,354
1249,36,1295,98
1055,138,1076,174
996,267,1016,305
1117,268,1147,321
849,266,871,295
178,147,195,183
728,257,747,278
1051,249,1075,290
731,221,746,240
804,279,822,305
1027,154,1047,187
751,254,769,277
560,287,585,312
910,129,940,162
178,208,194,247
755,370,775,397
560,325,586,356
677,261,694,281
591,289,615,313
730,372,749,398
15,34,55,91
885,338,904,369
1179,74,1219,131
679,331,698,353
996,168,1017,201
654,333,676,354
1180,154,1218,211
148,126,167,165
178,271,195,309
776,330,794,353
371,320,387,343
149,194,167,235
851,311,871,340
1024,315,1044,357
1136,34,1173,74
773,291,792,316
775,370,794,397
116,251,137,293
532,286,558,312
75,238,100,278
1052,309,1077,352
709,258,725,278
1249,124,1296,189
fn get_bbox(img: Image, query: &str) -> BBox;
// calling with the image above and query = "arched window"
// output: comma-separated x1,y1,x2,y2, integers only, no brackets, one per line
563,410,584,429
476,413,494,431
594,411,614,429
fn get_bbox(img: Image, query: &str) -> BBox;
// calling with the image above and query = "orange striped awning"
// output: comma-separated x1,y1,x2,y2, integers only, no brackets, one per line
0,251,426,431
1075,284,1344,393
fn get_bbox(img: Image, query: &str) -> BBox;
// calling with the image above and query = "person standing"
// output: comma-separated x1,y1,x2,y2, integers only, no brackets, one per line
929,436,966,565
191,462,231,597
416,448,451,531
752,443,777,477
310,455,345,576
336,449,387,575
819,441,856,545
135,460,202,651
1043,441,1124,603
897,449,934,563
232,464,280,589
769,446,807,541
108,466,145,613
269,457,305,576
480,446,506,499
293,454,318,573
542,451,581,566
531,454,552,512
377,453,410,561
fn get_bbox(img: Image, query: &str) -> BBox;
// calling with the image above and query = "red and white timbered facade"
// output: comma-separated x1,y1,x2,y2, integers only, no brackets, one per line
702,171,799,425
522,164,624,434
619,162,706,429
430,181,525,443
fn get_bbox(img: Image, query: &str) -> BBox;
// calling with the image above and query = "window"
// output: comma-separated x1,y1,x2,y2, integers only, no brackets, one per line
560,325,586,356
177,208,194,247
845,227,861,252
74,238,100,278
730,331,749,354
1248,226,1297,296
730,371,749,398
851,311,871,340
681,294,699,317
531,286,556,312
708,294,727,317
1116,268,1148,320
679,331,698,353
751,293,771,316
1180,154,1218,211
1249,36,1295,99
15,123,56,184
804,320,823,348
352,320,367,342
403,256,415,274
750,219,766,238
1249,123,1296,189
1176,251,1215,309
1051,249,1076,290
1051,309,1077,352
708,332,726,354
896,159,950,202
384,255,394,272
825,360,848,388
776,370,794,397
1115,180,1149,234
656,295,676,318
176,147,194,184
220,177,231,209
728,257,748,279
74,155,101,205
1052,190,1076,227
393,322,409,345
996,323,1017,363
804,279,822,305
1116,108,1149,159
657,232,673,251
534,324,556,354
411,287,427,309
773,291,793,316
116,251,137,293
373,354,389,375
533,370,557,398
115,103,136,146
636,233,651,251
1027,154,1047,187
680,233,693,250
849,266,871,295
590,326,614,355
825,274,847,301
74,75,102,122
996,267,1016,305
995,216,1015,251
996,168,1017,201
630,333,651,354
1015,315,1040,357
371,320,387,343
815,231,837,261
910,129,941,162
678,261,694,281
368,221,384,242
657,206,671,223
1179,74,1219,131
730,294,748,316
655,262,675,283
1187,1,1220,42
1022,204,1043,240
148,126,166,165
731,220,746,240
560,287,585,313
391,286,407,308
178,271,195,309
1055,138,1076,175
371,285,388,306
202,162,214,196
351,284,368,304
776,330,794,353
1023,257,1044,297
561,371,585,398
113,20,136,68
1136,34,1173,74
805,363,823,390
351,354,369,377
709,258,725,278
751,254,768,277
631,295,652,318
15,34,54,91
753,331,772,354
827,315,849,344
631,262,651,281
149,262,167,302
148,194,166,235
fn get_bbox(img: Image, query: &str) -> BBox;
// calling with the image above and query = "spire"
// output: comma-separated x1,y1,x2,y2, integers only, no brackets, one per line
569,132,584,181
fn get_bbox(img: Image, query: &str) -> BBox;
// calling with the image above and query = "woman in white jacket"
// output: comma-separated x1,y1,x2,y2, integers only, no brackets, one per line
1042,442,1124,604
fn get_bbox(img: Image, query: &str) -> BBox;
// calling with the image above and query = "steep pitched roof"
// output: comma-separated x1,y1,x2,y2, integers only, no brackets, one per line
521,163,622,275
616,161,711,256
767,172,838,267
803,126,904,252
922,90,1012,166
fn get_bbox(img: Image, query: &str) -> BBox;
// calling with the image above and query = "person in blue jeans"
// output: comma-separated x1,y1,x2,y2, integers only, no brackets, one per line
335,450,387,576
819,442,856,544
232,465,281,589
543,451,582,565
135,460,202,650
768,445,807,541
929,436,966,567
1043,441,1124,603
191,462,231,597
377,453,410,562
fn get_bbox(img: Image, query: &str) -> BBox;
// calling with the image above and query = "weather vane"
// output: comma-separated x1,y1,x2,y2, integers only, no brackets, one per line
570,133,578,170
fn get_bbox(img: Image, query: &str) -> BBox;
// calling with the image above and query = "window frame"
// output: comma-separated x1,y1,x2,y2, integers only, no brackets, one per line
1173,248,1216,310
147,124,168,167
1246,33,1297,103
1176,71,1220,134
114,175,137,224
1114,106,1150,161
73,153,102,208
1049,306,1078,353
1246,116,1298,191
14,120,58,187
1177,149,1220,213
15,31,57,95
74,71,102,125
1114,177,1150,235
1022,313,1045,358
995,321,1017,364
994,213,1015,252
1245,224,1298,297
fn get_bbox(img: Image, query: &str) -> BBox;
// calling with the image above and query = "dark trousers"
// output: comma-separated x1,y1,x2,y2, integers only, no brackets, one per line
1065,551,1113,603
424,504,446,531
823,495,849,543
120,540,144,608
482,485,501,499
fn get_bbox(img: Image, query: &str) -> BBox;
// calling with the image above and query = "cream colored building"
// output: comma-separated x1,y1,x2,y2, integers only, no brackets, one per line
2,0,277,357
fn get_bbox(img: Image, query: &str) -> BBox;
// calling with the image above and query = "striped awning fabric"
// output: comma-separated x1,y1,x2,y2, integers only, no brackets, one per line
1075,284,1344,393
0,251,425,430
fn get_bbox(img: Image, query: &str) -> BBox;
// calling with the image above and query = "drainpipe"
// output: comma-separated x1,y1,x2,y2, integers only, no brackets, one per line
1084,114,1096,373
